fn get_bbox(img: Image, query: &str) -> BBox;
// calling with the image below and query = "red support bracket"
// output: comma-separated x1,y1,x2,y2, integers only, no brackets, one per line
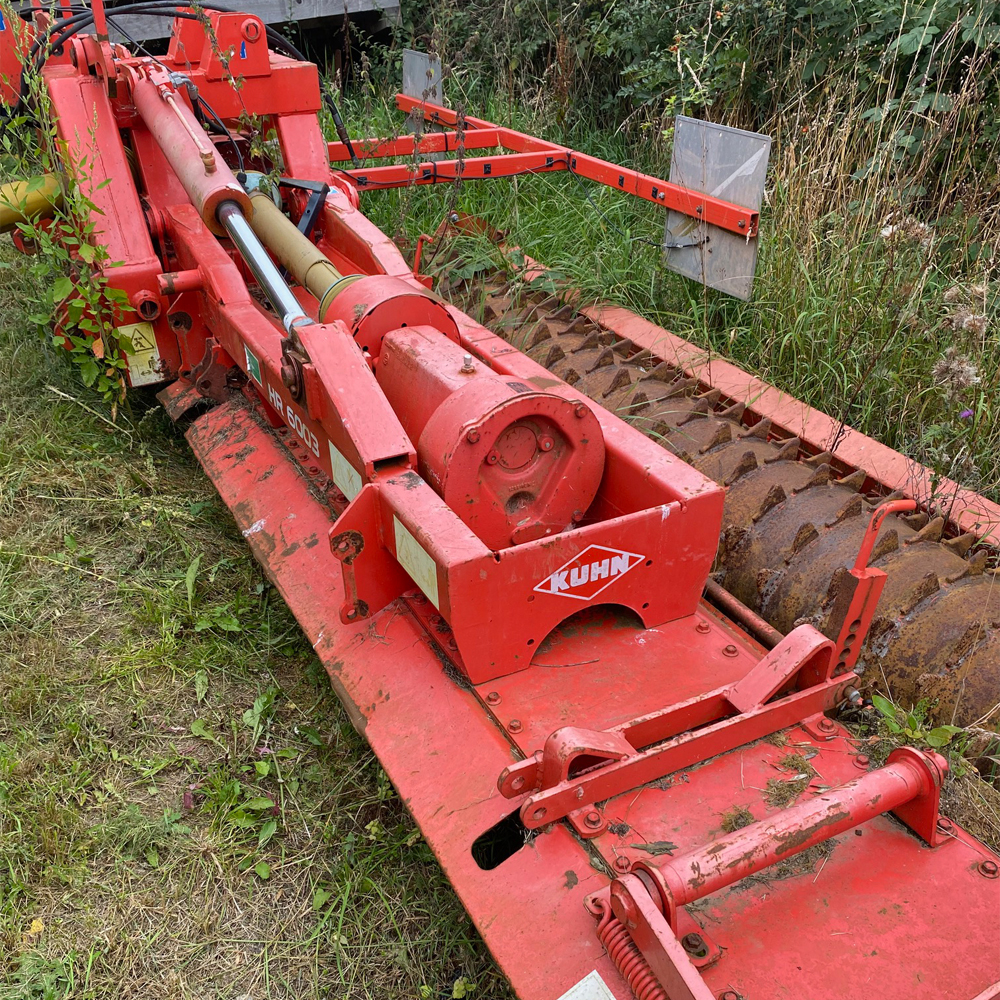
497,626,850,830
826,499,918,673
336,94,760,238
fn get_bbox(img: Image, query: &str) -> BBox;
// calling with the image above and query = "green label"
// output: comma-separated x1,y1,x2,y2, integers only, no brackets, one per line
244,344,261,384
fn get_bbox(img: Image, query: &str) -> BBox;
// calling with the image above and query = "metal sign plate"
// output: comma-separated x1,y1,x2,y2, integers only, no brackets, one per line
664,115,771,300
401,49,444,155
402,48,442,106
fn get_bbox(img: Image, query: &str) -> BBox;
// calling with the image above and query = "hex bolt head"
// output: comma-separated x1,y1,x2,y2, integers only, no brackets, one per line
818,717,837,733
854,754,870,769
573,402,587,418
584,810,602,829
936,818,954,833
485,691,501,705
978,860,998,878
723,644,738,657
466,429,481,444
508,719,522,734
460,353,475,374
613,856,631,873
681,932,707,956
696,621,711,634
571,509,585,523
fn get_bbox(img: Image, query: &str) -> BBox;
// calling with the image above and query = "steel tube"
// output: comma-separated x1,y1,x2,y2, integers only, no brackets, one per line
703,578,782,650
217,201,313,330
0,175,62,234
247,191,360,318
633,747,944,924
131,76,251,236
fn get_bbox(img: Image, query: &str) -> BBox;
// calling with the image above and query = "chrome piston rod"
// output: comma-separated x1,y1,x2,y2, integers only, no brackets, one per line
217,200,313,331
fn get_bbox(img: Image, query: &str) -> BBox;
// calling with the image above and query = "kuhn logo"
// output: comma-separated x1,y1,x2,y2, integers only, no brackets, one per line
534,544,645,601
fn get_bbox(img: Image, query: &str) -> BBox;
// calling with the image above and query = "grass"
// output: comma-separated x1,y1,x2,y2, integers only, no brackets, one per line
0,239,507,998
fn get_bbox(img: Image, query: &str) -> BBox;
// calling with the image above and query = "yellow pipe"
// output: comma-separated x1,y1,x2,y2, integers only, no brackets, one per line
0,175,62,234
247,190,361,318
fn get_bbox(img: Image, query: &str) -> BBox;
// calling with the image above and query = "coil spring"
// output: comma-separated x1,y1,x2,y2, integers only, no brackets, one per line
595,898,668,1000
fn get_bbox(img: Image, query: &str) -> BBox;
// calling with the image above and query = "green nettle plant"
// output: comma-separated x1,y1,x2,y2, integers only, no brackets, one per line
1,47,133,412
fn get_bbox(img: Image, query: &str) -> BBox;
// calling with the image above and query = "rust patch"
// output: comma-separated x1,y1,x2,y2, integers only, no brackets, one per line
774,809,851,856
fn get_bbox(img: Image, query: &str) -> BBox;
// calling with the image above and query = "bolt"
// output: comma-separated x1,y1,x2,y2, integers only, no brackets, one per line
571,509,584,523
575,787,585,799
280,359,296,387
854,754,870,769
613,856,631,873
723,644,738,657
308,465,319,475
936,818,954,833
584,810,602,829
978,860,998,878
508,719,522,734
696,621,711,634
681,933,707,956
573,402,587,418
531,807,546,821
412,592,427,604
539,436,554,452
337,539,350,552
466,429,480,444
460,353,475,374
485,691,501,705
449,212,460,223
738,219,747,229
818,717,837,733
486,451,499,465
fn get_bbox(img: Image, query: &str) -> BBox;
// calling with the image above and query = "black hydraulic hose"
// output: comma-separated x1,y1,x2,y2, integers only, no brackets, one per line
8,1,309,121
323,90,359,167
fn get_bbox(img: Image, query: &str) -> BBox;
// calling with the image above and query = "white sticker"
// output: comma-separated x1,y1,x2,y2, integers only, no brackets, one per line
393,515,439,609
119,321,162,386
328,439,362,500
534,544,645,601
555,970,617,1000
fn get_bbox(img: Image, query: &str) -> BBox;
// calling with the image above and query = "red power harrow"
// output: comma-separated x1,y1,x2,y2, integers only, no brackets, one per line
2,5,998,998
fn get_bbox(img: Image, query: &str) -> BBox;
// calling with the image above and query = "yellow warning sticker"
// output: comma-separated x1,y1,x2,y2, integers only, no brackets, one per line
393,516,439,609
118,321,162,386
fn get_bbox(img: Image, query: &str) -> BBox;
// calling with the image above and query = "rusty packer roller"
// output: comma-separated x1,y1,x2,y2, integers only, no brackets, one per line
442,271,1000,728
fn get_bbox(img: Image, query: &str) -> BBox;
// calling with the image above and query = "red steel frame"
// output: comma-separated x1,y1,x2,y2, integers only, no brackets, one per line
328,95,760,238
4,11,999,999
